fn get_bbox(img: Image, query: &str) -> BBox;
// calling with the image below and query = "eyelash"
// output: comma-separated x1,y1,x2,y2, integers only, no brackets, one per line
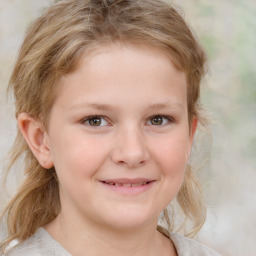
82,115,110,127
81,115,175,127
147,115,175,126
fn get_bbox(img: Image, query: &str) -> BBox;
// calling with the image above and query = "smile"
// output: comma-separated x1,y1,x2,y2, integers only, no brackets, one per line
103,181,150,187
100,178,155,195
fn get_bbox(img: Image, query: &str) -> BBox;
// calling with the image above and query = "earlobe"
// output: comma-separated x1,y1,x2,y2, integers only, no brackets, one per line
18,113,53,169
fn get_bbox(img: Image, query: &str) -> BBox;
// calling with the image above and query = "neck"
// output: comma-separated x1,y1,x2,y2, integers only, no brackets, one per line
45,212,176,256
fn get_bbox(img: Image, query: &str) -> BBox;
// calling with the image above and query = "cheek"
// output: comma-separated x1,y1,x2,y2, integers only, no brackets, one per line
153,134,190,196
155,135,189,173
50,132,109,182
159,150,187,184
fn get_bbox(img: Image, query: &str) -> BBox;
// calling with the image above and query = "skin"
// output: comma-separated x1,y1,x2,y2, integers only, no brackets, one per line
18,43,197,256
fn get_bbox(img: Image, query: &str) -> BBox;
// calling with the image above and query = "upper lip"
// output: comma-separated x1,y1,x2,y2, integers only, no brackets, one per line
101,178,155,184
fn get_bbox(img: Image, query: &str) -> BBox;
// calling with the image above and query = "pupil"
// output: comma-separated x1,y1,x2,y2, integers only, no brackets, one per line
89,118,101,126
152,116,163,125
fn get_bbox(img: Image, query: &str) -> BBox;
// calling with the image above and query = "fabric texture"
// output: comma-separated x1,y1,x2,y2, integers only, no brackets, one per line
3,227,222,256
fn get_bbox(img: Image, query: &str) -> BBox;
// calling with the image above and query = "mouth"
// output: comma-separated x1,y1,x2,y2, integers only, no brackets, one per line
100,178,155,195
102,181,151,187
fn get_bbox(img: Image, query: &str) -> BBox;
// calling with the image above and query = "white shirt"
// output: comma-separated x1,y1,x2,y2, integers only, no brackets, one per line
3,227,222,256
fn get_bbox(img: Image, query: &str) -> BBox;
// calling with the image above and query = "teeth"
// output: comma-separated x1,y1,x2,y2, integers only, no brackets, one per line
105,181,150,186
123,183,132,187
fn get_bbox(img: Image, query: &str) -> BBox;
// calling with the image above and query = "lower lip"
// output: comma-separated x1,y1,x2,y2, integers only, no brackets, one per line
100,181,155,195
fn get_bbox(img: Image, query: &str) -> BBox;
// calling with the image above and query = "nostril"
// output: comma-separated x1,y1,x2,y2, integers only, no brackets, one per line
115,158,147,168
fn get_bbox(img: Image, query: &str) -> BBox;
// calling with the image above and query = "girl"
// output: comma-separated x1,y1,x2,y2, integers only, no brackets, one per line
0,0,221,255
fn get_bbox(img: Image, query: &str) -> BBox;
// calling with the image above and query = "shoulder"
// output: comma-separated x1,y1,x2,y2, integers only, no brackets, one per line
3,228,70,256
170,233,222,256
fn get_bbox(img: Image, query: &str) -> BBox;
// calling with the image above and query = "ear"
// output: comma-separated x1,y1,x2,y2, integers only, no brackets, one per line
186,117,198,160
189,117,198,143
18,113,53,169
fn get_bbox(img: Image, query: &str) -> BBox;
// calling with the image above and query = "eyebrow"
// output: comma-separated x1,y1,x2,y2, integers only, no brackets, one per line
69,102,184,111
145,103,184,111
69,103,117,111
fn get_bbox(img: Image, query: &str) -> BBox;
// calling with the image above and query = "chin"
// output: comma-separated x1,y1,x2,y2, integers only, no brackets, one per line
100,205,158,231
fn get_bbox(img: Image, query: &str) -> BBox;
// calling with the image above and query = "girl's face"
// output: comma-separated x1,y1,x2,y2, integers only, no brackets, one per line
45,44,196,230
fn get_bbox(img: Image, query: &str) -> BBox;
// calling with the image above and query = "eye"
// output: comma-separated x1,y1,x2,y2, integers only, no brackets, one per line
83,116,109,127
148,115,172,126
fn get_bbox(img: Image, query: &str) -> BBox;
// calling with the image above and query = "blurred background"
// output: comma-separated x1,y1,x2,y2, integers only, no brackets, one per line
0,0,255,255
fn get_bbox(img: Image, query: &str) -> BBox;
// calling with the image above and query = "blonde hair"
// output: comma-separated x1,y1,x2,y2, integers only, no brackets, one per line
1,0,208,251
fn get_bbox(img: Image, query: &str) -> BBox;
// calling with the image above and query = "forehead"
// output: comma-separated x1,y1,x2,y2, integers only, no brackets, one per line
53,43,187,110
60,42,186,84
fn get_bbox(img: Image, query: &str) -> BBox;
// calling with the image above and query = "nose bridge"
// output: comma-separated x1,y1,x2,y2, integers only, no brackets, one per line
111,124,150,168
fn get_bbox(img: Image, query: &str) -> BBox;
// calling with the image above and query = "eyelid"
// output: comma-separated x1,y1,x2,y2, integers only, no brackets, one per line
80,114,175,127
147,115,175,125
81,115,111,127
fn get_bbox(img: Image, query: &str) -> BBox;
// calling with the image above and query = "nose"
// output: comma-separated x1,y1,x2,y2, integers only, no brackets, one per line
111,127,150,168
